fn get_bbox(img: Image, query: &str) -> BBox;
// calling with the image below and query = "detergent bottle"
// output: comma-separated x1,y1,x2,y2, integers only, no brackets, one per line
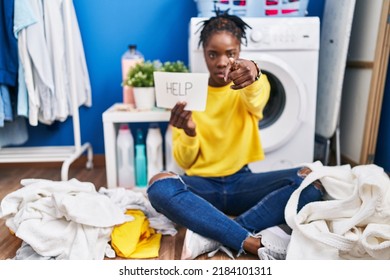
116,124,135,188
146,123,163,182
134,128,148,187
121,44,144,105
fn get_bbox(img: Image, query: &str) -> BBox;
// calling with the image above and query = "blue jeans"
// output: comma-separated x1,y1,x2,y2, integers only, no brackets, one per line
147,166,323,253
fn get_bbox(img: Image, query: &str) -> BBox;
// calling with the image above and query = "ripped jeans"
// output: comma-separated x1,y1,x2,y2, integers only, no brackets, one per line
147,166,323,253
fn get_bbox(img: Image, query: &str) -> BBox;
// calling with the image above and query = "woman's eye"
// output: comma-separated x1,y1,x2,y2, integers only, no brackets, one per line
208,53,216,59
228,52,235,58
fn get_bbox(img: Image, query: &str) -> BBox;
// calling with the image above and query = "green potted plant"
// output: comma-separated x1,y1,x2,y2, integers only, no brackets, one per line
124,60,189,110
160,60,189,73
124,60,161,110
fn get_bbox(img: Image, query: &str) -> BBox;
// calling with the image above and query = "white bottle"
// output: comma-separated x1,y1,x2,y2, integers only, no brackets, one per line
116,124,135,188
165,125,183,174
146,123,163,182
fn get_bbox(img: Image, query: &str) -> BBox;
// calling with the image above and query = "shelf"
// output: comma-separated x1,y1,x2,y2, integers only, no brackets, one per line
102,103,170,123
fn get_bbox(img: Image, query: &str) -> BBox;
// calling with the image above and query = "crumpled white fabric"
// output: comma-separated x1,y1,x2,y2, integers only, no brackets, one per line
0,178,130,260
285,161,390,260
98,187,177,236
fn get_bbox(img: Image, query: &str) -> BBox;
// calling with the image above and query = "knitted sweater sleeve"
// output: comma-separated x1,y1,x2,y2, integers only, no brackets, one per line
172,127,200,170
240,74,270,120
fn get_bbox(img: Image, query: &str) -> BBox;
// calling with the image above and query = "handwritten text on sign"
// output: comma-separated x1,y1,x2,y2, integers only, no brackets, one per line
166,82,193,96
154,72,209,111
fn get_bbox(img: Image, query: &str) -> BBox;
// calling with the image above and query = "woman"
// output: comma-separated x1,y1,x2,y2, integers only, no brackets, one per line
147,10,323,260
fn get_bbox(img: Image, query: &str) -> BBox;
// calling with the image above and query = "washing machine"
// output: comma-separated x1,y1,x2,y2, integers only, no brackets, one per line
189,17,320,172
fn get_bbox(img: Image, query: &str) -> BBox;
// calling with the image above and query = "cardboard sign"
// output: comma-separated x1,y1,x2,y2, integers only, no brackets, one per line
153,72,209,111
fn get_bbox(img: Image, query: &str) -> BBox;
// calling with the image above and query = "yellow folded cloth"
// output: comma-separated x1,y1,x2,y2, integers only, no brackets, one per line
111,209,162,259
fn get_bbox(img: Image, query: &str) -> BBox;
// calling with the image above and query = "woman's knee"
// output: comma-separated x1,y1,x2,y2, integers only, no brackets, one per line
148,171,177,186
147,171,182,199
147,172,183,207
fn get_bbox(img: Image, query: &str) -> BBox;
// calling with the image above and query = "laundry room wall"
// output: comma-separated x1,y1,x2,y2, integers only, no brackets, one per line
20,0,328,157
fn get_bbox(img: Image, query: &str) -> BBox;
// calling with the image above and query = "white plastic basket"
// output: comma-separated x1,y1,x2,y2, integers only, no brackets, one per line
194,0,309,17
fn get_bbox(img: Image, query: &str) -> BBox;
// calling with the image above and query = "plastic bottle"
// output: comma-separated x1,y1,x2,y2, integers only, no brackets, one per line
121,44,144,105
135,128,148,187
116,124,135,188
164,125,183,174
146,123,163,182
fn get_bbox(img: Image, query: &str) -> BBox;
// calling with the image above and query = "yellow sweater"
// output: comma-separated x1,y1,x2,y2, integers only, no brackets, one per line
172,74,270,177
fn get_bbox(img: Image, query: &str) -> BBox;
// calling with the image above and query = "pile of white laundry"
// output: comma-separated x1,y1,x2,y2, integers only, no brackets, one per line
285,161,390,260
0,178,176,260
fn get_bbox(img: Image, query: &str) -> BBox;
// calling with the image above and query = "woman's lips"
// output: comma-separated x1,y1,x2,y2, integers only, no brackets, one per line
216,72,225,79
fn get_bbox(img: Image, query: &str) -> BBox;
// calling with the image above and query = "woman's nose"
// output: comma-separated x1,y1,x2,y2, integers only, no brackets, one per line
216,55,229,68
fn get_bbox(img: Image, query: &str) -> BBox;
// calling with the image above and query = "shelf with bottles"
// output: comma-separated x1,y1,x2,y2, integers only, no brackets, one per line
102,103,171,189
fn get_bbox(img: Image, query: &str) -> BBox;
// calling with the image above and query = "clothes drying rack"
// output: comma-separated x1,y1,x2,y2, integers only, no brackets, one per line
0,1,93,181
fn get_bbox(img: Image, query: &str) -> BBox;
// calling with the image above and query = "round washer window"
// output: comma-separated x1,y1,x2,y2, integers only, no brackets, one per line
259,71,286,129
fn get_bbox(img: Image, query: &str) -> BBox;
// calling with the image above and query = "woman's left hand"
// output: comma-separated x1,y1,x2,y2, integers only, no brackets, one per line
224,58,259,90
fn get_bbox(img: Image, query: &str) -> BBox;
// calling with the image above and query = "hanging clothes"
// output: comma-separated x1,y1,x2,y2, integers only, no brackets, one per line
0,0,29,147
15,0,92,126
0,85,13,126
13,0,37,118
61,0,92,111
0,0,18,87
17,0,54,125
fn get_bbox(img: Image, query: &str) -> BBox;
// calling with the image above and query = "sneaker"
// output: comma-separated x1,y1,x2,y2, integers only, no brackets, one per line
257,224,291,260
181,229,233,260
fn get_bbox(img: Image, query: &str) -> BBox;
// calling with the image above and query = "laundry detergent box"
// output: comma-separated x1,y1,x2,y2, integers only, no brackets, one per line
153,72,209,111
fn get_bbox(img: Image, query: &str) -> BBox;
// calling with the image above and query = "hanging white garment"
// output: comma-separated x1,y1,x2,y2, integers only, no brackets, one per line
62,0,92,111
42,0,70,121
13,0,37,118
17,0,55,126
285,161,390,260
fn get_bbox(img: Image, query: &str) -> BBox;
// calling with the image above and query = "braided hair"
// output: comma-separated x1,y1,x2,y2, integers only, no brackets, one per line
197,8,251,48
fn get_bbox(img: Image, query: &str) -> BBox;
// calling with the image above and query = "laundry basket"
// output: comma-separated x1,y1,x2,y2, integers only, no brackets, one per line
194,0,309,17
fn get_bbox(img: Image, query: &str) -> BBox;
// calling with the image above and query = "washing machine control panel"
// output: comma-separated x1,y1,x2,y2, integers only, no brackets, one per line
243,18,319,51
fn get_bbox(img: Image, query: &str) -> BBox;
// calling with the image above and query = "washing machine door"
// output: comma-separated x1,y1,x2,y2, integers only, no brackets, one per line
245,53,307,153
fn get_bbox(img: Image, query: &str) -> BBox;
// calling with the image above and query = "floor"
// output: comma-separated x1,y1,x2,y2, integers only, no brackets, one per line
0,160,257,260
